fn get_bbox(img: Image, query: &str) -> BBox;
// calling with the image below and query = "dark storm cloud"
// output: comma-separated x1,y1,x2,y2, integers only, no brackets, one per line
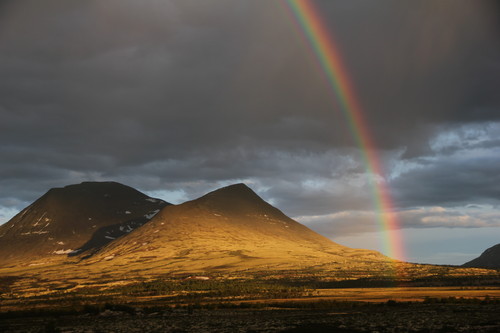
376,122,500,211
0,1,338,163
392,150,500,209
1,0,499,228
313,0,500,154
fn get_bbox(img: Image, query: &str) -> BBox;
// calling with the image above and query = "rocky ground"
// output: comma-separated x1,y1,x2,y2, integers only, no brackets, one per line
1,303,500,333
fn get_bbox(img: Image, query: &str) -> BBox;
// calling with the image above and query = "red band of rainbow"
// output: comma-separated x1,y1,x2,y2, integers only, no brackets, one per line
282,0,405,262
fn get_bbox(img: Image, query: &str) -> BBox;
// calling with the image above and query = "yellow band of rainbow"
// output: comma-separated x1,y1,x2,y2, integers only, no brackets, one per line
283,0,405,262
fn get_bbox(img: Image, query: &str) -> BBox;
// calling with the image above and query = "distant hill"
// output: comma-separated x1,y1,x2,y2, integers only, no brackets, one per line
0,182,169,266
463,243,500,269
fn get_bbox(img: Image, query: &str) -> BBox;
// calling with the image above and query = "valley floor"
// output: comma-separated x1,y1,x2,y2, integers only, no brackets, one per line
1,264,500,332
2,302,500,333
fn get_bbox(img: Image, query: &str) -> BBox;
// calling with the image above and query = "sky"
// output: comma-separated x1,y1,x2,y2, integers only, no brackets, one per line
1,0,499,265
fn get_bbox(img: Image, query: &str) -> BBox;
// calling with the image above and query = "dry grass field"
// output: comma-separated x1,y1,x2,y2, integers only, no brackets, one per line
1,285,500,332
1,262,500,332
1,259,499,310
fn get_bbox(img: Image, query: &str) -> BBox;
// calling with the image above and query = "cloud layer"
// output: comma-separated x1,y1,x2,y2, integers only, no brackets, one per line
1,0,500,244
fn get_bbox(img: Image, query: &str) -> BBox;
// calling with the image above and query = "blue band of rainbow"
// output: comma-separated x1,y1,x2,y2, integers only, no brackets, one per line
283,0,405,262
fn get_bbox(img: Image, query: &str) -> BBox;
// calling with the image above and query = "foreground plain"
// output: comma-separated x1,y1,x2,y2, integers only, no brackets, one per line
1,292,500,333
2,270,500,332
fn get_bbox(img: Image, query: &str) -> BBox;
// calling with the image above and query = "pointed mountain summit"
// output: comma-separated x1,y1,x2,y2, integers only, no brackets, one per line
89,183,387,273
463,243,500,269
0,181,169,266
193,183,289,218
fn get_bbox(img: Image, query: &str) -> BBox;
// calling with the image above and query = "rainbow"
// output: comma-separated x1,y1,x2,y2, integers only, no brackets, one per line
282,0,405,262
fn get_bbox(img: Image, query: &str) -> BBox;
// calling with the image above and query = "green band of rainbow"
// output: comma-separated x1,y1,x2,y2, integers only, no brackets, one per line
283,0,405,261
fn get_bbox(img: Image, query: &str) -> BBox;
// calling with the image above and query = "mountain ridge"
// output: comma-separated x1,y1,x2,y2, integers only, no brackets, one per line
463,243,500,269
76,182,388,273
0,181,389,275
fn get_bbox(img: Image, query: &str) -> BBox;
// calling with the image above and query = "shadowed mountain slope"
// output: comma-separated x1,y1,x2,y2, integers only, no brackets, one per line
463,243,500,269
0,182,169,266
88,184,387,272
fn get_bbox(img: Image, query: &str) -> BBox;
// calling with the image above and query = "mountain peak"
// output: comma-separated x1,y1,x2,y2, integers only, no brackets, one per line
65,181,121,188
43,181,169,206
192,183,285,218
222,183,251,190
207,183,256,196
201,183,264,203
54,181,141,194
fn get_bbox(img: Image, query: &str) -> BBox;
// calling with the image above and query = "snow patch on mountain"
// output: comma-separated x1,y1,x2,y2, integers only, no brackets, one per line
119,224,134,233
53,249,74,255
144,209,160,219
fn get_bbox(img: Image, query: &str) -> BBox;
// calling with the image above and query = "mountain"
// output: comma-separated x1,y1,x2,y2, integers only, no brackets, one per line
0,181,391,277
462,243,500,269
86,183,387,273
0,182,169,266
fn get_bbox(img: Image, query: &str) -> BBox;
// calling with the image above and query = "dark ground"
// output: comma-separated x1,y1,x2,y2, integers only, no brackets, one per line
1,302,500,333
